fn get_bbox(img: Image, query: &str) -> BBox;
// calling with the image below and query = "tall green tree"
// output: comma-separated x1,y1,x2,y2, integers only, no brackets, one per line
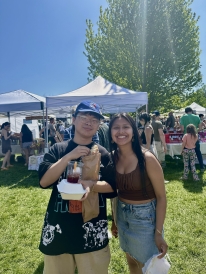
84,0,202,112
184,85,206,107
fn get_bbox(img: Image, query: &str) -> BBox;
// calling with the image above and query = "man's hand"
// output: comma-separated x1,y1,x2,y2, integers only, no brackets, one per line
67,145,90,160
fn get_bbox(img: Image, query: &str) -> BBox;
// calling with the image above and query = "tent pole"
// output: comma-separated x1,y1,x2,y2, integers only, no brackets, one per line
7,112,10,122
45,107,49,153
136,108,138,127
42,107,45,151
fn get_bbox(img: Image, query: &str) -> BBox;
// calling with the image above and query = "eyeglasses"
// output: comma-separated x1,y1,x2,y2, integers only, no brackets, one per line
77,115,100,126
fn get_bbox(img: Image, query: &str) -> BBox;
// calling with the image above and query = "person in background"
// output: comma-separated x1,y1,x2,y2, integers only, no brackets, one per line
97,120,110,151
166,111,175,130
151,111,167,168
58,120,65,140
108,113,167,273
20,124,33,166
1,122,15,170
174,117,181,132
180,107,204,172
199,114,206,129
48,117,56,146
139,112,156,156
180,124,199,181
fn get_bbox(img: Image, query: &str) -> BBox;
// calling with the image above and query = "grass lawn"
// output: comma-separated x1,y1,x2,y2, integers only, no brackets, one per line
0,156,206,274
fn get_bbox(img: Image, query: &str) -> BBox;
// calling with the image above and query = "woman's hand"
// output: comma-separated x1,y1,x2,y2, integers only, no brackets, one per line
67,145,90,160
155,234,168,258
111,221,118,238
79,180,96,201
79,179,95,190
79,187,90,201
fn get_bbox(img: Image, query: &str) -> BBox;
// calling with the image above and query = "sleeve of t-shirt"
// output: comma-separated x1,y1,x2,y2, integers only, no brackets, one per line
157,122,163,129
38,144,59,189
180,117,184,125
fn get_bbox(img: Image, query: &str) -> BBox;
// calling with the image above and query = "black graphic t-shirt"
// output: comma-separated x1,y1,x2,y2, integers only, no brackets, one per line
38,140,116,255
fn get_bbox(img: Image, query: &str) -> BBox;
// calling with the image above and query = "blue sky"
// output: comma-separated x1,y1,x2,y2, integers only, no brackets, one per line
0,0,205,96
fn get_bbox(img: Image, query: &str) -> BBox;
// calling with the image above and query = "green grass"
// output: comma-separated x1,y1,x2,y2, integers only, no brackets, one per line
0,156,206,273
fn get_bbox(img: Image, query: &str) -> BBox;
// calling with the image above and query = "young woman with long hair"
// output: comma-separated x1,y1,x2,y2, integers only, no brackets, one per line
20,124,33,166
1,122,13,170
109,113,168,273
180,124,199,181
139,112,157,156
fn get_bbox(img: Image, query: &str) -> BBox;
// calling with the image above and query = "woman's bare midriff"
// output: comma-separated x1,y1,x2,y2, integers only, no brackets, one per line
119,196,156,205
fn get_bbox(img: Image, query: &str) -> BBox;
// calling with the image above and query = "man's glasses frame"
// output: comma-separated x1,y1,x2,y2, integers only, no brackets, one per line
76,115,100,126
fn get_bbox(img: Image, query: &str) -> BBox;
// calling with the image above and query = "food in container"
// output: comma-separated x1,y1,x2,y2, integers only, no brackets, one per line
57,179,86,200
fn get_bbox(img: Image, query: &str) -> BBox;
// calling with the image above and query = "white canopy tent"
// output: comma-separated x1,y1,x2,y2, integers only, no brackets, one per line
45,76,148,151
0,90,45,115
0,90,46,141
174,102,206,116
46,76,148,113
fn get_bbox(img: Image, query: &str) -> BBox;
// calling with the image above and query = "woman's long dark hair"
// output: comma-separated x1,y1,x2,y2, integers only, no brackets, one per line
21,124,32,136
139,112,151,124
1,122,10,130
108,113,148,198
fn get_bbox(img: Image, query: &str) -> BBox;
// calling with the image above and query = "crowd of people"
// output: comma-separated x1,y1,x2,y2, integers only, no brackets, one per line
1,100,205,273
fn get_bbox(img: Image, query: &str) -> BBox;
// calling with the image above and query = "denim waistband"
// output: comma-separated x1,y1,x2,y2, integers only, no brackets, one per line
118,198,156,211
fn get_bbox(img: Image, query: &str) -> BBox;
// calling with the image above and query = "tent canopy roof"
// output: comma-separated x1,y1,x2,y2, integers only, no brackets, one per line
174,102,206,116
0,90,45,113
46,76,148,113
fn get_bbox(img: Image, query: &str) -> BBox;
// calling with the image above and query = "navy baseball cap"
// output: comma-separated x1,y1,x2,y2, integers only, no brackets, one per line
74,100,104,119
153,110,160,116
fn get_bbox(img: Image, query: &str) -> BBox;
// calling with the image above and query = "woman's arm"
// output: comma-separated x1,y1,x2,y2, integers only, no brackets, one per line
79,179,114,193
145,151,168,257
181,134,186,153
2,129,11,140
144,127,152,150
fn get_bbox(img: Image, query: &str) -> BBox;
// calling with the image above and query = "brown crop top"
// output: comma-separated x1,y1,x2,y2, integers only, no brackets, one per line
116,163,156,201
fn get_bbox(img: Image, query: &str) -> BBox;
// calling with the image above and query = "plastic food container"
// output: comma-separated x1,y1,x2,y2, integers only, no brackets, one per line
57,179,86,200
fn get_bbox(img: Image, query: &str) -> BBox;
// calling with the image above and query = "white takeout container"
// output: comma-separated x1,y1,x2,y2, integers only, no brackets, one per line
57,179,86,200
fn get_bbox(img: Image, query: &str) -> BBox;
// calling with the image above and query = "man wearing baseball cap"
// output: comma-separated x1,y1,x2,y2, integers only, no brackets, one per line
152,110,167,168
64,102,100,143
38,100,116,274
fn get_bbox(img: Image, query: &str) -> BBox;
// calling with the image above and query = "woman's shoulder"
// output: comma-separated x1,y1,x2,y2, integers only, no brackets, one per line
145,125,153,131
142,149,157,162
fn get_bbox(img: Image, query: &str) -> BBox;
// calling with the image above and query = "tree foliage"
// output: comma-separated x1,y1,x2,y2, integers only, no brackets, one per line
184,85,206,107
84,0,202,112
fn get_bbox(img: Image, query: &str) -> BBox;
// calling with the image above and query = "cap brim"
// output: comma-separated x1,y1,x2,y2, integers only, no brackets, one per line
77,109,104,119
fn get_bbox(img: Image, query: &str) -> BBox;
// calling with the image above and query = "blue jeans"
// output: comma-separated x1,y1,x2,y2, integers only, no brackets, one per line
117,199,159,264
